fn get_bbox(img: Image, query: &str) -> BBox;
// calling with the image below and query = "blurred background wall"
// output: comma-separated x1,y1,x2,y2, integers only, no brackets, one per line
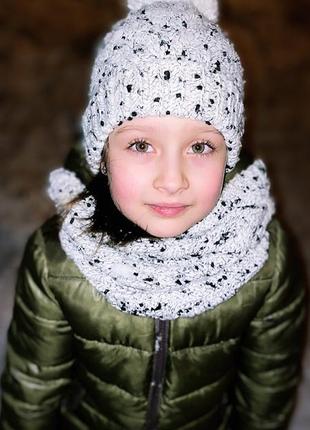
0,0,309,427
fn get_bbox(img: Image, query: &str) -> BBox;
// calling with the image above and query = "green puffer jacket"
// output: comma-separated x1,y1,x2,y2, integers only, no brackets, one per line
0,146,306,430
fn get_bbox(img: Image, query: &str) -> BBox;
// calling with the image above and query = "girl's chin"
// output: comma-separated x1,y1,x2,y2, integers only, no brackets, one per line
137,212,209,238
140,222,193,239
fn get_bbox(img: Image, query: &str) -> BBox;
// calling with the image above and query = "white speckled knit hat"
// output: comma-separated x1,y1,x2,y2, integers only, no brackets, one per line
82,0,245,174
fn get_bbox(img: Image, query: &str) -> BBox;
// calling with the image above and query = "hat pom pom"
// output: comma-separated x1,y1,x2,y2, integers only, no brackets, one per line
192,0,219,22
47,168,86,211
127,0,219,23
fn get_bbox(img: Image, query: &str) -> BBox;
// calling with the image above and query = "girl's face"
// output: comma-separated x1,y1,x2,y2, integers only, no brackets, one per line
106,116,227,238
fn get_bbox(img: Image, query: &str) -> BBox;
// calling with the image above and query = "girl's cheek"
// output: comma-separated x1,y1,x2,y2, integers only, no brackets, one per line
108,165,141,205
200,164,225,202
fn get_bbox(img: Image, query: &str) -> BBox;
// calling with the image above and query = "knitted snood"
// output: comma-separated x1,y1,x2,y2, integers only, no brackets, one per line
48,159,275,320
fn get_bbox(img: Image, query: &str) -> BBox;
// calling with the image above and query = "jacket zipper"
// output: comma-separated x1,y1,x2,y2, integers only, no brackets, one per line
145,319,169,430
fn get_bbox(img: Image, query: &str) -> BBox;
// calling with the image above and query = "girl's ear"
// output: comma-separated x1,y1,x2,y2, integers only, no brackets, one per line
100,162,108,176
126,0,219,23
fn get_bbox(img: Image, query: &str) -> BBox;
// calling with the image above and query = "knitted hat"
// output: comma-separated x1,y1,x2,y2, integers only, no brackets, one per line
82,0,245,174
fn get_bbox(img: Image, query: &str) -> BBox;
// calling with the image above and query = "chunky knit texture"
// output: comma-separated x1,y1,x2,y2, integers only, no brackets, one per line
127,0,219,22
47,160,275,320
82,0,244,174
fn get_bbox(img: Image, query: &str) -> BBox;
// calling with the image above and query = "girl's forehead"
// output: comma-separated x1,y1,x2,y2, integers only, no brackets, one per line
112,115,221,136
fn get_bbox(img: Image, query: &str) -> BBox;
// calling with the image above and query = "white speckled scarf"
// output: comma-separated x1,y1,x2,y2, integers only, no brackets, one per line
47,159,275,320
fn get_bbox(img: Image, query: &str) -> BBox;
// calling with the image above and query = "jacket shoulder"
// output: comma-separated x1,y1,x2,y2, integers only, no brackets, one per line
253,216,305,309
254,216,292,282
29,215,84,279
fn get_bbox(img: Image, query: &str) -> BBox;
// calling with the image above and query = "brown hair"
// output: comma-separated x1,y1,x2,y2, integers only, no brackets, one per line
62,142,158,247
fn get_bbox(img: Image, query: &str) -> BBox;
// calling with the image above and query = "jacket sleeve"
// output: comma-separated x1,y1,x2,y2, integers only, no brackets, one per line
230,220,307,430
0,227,74,430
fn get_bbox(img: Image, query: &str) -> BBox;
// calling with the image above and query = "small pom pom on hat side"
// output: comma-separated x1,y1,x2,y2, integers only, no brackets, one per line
47,168,86,211
127,0,219,23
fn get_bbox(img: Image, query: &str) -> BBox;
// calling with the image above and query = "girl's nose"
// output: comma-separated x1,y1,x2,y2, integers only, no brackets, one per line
153,158,189,194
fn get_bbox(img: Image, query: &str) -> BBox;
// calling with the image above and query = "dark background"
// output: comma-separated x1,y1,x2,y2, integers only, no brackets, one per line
0,1,309,426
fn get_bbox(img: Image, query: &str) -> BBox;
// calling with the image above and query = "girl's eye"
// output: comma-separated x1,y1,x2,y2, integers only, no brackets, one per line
128,139,152,153
190,140,215,156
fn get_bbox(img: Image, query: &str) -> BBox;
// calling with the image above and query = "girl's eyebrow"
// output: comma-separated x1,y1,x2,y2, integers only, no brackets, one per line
196,129,222,135
114,125,154,135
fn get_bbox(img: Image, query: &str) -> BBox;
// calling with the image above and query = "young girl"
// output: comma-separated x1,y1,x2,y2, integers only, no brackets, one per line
0,1,306,429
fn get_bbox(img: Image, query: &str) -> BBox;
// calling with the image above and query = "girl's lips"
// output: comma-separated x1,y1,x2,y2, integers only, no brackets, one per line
149,205,188,217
